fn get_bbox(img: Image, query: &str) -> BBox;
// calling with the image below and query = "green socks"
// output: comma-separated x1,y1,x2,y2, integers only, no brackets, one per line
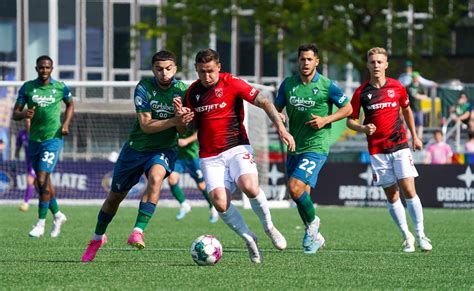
294,191,315,224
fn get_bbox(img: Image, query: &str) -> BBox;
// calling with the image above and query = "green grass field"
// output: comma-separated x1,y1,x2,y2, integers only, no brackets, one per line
0,205,472,290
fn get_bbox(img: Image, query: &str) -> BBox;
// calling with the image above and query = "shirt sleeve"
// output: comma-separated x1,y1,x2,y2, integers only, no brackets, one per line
328,81,349,108
232,77,259,103
274,79,287,110
134,82,151,113
16,84,27,106
399,84,410,108
349,87,362,119
63,83,72,102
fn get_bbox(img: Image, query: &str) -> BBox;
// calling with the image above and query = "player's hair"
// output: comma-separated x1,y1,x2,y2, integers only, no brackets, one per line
367,47,388,60
433,129,443,136
195,49,220,64
298,43,319,57
151,50,176,65
468,130,474,140
36,55,53,65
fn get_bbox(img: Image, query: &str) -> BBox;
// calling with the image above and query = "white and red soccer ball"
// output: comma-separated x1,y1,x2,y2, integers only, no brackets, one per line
190,235,222,266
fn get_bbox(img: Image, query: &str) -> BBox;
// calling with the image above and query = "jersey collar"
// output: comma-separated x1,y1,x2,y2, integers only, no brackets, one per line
296,72,319,83
154,77,177,88
35,77,56,86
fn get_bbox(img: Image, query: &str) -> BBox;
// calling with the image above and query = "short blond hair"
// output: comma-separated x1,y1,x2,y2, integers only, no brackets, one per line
367,47,388,60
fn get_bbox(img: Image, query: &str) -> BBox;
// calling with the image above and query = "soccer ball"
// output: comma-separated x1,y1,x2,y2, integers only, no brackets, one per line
190,235,222,266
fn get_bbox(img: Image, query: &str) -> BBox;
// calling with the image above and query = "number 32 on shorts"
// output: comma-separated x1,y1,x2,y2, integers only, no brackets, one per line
41,151,55,165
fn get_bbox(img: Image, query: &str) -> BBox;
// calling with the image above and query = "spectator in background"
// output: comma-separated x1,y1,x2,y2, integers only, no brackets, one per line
425,130,453,164
0,139,4,162
398,60,437,88
465,130,474,153
15,119,36,212
449,92,471,129
407,71,429,140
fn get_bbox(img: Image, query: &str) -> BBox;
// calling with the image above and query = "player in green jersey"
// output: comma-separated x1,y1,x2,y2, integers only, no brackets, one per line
82,50,194,262
168,129,219,222
13,55,74,238
275,44,352,253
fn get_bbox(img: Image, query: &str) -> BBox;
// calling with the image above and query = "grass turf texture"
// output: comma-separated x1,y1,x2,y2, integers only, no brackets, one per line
0,205,472,290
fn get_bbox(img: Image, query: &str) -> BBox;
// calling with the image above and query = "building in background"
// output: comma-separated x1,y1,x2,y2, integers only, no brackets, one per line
0,0,473,84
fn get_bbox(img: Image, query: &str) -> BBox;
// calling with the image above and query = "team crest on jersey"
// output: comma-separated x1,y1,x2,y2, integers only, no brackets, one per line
312,88,319,95
215,88,223,98
249,88,257,96
387,89,395,98
135,96,143,106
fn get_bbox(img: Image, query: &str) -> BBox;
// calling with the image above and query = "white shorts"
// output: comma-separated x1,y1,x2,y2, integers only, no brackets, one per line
200,145,259,193
370,148,419,188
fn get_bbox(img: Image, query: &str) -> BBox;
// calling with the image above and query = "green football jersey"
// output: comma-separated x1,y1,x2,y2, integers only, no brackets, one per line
275,73,349,155
128,78,187,152
177,129,199,160
16,79,72,142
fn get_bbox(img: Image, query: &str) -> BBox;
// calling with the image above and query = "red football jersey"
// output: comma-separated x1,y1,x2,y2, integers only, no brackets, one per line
350,78,410,155
185,72,259,158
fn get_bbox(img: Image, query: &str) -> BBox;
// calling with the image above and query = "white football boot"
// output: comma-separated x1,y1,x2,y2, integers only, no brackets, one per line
265,226,287,250
245,233,262,264
402,232,416,253
417,236,433,251
29,221,45,238
51,212,67,238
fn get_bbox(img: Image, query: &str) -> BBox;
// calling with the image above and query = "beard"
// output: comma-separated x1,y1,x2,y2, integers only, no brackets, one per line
300,67,315,76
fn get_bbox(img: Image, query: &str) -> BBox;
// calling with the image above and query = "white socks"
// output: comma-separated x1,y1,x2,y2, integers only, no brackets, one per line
387,199,410,239
36,219,46,227
249,189,274,231
133,227,144,233
220,204,253,243
92,234,103,241
406,195,425,238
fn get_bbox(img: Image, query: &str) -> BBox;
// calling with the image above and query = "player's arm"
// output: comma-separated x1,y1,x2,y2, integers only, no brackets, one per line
401,106,423,151
173,97,194,134
138,111,192,134
62,98,74,136
346,117,376,135
178,131,198,147
14,134,21,159
346,87,376,135
254,92,295,151
274,79,288,122
306,82,352,130
307,102,352,130
12,85,35,121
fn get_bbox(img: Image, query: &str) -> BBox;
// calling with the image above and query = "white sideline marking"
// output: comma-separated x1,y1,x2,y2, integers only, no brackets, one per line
0,199,292,208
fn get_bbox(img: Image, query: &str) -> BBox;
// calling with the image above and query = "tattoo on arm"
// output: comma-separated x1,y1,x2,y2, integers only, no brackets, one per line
254,93,282,127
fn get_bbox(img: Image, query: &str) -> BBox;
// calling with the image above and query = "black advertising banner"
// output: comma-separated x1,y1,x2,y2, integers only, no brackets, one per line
311,163,473,209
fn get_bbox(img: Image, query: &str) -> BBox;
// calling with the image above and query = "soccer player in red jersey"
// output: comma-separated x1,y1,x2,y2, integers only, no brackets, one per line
347,47,432,252
182,48,295,263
